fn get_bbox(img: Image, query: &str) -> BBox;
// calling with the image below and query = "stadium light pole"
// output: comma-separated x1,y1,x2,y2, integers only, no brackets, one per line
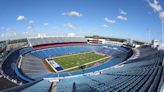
160,11,164,47
162,16,164,46
148,28,151,44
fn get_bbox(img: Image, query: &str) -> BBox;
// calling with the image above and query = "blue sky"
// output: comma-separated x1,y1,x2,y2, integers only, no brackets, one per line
0,0,164,42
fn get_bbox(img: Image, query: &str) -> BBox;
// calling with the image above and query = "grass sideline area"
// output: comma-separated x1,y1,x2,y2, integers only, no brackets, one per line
53,52,106,69
43,60,56,72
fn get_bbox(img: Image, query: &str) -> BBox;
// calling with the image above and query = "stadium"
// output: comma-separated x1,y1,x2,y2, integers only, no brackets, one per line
0,36,163,92
0,0,164,92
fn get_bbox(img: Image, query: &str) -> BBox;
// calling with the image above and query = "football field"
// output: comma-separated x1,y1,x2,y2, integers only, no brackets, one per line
53,52,106,69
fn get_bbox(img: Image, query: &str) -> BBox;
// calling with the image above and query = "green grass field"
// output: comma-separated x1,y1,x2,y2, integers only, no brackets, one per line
53,52,106,69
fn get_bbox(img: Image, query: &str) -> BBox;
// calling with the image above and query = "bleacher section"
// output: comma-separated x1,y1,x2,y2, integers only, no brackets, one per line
20,80,51,92
29,45,126,59
1,49,27,83
19,47,33,55
28,37,87,46
20,55,49,79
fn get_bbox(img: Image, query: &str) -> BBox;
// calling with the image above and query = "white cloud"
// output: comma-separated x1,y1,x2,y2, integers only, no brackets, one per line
147,0,164,22
67,33,76,37
17,16,26,21
62,11,82,17
104,17,115,23
119,9,127,15
117,15,128,21
103,24,109,28
29,20,34,24
154,0,159,4
27,26,33,29
64,23,76,30
147,0,162,12
44,23,49,26
27,20,34,29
